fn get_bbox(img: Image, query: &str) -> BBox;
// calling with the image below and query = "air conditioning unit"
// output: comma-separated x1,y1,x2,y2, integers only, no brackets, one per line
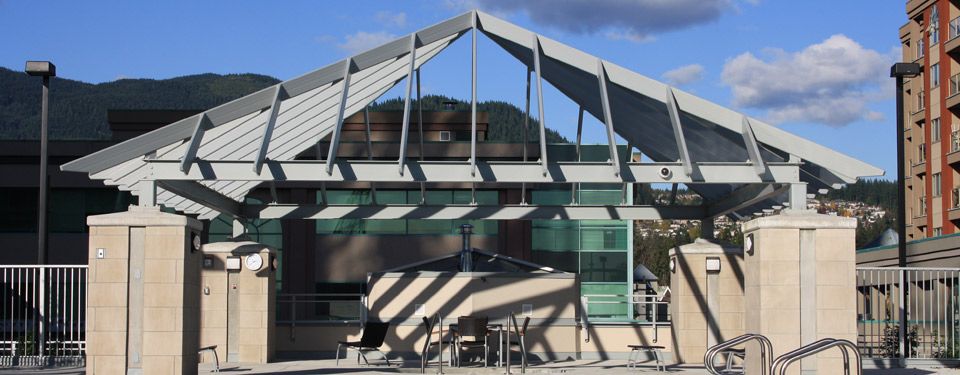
439,131,451,142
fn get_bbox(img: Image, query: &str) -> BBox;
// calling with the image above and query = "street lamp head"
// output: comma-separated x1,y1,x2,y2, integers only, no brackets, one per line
890,62,920,78
25,61,56,77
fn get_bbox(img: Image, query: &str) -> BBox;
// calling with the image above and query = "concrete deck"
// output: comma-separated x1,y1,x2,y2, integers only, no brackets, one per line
0,360,956,374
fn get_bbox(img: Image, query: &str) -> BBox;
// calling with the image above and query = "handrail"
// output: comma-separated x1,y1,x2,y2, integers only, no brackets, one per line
771,339,860,375
704,334,773,375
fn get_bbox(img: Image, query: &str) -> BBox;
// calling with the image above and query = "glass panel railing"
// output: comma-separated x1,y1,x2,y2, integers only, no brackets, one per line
951,17,960,40
952,74,960,97
953,188,960,209
952,131,960,153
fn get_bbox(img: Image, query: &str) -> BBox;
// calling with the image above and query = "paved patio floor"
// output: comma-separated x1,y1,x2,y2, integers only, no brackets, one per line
1,360,959,374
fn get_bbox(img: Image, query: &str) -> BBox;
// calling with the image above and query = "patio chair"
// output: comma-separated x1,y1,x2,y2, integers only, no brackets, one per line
336,322,391,367
507,314,531,373
420,315,448,373
454,316,490,367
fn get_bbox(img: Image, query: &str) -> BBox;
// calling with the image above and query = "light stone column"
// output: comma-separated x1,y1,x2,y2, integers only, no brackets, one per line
86,206,203,375
199,241,276,364
668,239,744,364
742,212,857,375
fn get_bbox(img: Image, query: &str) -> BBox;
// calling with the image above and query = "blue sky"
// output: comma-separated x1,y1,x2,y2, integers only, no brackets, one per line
0,1,903,179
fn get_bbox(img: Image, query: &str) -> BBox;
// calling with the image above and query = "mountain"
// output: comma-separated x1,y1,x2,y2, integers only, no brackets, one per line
0,67,280,140
0,68,568,143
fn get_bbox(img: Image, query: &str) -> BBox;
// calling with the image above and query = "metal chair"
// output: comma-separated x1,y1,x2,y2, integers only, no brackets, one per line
455,316,490,367
420,315,447,373
336,322,391,366
508,314,531,373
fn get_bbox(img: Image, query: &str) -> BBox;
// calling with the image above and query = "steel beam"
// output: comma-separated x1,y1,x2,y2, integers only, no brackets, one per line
253,85,288,174
398,33,419,175
325,59,354,175
157,180,242,218
143,159,801,184
243,204,706,220
665,87,693,176
596,60,621,177
523,68,531,162
179,114,212,173
470,13,478,176
532,34,548,176
741,116,767,177
705,183,789,218
363,107,377,203
416,69,424,160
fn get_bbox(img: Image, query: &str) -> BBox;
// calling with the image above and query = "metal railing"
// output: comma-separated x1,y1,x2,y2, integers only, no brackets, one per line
771,338,860,375
581,293,670,323
704,333,773,375
857,267,960,360
277,293,365,340
0,265,86,367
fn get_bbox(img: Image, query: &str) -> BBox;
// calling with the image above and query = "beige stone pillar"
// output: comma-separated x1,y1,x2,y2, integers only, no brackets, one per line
742,212,857,375
199,241,276,364
668,239,744,364
86,206,203,375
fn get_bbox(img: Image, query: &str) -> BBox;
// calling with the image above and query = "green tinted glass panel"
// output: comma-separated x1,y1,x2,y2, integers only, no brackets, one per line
582,283,629,320
362,220,407,234
580,228,628,250
578,190,621,205
580,252,628,283
0,188,38,232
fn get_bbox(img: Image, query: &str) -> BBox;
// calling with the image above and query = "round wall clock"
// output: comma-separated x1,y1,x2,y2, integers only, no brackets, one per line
245,253,263,271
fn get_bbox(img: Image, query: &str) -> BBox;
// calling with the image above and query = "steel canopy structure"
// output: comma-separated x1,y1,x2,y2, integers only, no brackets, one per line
61,10,883,222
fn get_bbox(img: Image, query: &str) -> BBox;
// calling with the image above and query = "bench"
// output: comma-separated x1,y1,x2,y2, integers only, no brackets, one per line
627,345,666,372
198,345,219,373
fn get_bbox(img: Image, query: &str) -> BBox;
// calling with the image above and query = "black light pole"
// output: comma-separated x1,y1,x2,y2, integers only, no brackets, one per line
26,61,56,265
890,63,920,267
891,62,919,363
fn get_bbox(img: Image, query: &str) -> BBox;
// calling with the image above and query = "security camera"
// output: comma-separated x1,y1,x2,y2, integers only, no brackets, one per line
658,167,672,180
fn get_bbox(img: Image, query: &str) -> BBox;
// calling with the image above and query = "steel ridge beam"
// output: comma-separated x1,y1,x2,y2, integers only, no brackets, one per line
143,159,801,184
242,203,706,220
705,183,790,218
156,180,242,218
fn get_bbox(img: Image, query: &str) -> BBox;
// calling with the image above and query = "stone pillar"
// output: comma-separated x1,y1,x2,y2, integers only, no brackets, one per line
86,206,203,375
668,239,744,364
199,241,276,364
742,212,857,375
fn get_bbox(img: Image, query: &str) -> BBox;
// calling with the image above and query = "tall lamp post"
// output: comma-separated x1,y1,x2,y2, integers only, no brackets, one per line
26,61,56,265
890,62,919,364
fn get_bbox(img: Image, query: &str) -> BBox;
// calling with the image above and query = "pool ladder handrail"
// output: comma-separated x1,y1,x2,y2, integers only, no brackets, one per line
703,334,773,375
770,338,860,375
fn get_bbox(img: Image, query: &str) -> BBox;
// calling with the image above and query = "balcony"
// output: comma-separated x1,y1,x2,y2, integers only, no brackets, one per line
950,131,960,165
951,188,960,221
948,17,960,57
949,74,960,111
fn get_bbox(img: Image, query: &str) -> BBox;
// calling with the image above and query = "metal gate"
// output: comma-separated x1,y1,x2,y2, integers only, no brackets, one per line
0,265,87,367
857,267,960,360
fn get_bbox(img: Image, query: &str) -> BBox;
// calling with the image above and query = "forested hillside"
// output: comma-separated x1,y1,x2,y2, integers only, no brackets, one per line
0,67,280,140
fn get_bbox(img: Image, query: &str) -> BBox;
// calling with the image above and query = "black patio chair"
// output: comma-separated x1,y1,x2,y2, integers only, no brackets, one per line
336,322,391,366
508,314,531,373
455,316,490,367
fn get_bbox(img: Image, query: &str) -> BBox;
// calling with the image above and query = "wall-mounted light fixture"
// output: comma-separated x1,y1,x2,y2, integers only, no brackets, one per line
669,258,676,273
706,257,721,273
744,233,755,255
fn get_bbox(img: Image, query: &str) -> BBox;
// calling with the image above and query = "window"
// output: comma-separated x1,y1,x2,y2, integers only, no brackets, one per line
951,16,960,39
918,143,927,163
934,227,943,237
917,90,925,112
932,118,941,142
438,130,451,142
932,5,941,44
932,63,940,87
933,172,942,197
918,35,926,59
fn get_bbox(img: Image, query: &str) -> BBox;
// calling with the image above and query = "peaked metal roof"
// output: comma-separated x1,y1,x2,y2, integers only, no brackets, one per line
61,10,882,220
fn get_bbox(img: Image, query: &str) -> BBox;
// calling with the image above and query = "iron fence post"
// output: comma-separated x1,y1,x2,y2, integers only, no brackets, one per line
900,268,906,366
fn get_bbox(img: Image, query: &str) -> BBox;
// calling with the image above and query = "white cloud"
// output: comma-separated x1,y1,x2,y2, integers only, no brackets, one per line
663,64,705,86
337,31,398,55
453,0,737,42
375,11,407,28
721,34,893,127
